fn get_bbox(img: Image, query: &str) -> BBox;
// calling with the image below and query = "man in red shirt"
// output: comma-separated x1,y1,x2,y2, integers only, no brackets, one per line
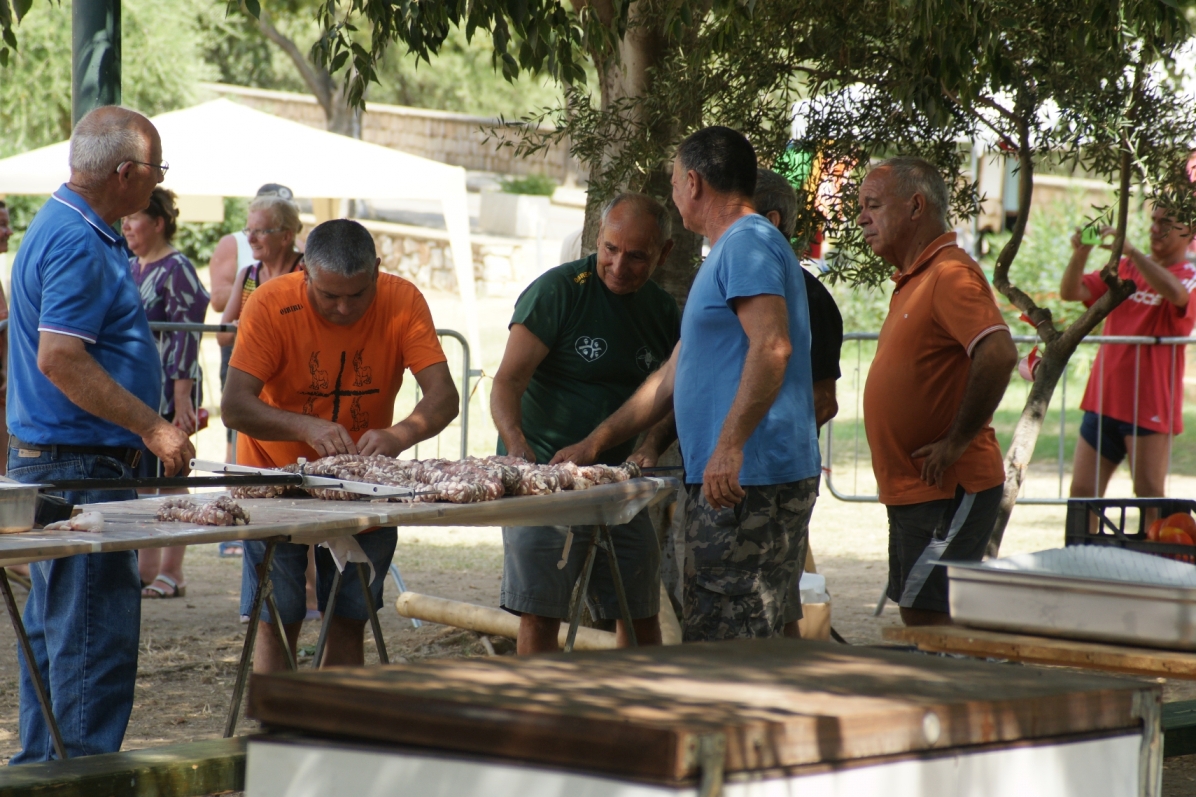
858,157,1018,627
1060,207,1196,500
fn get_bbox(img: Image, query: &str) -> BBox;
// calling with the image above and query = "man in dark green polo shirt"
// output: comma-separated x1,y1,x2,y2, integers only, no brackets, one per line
491,192,680,654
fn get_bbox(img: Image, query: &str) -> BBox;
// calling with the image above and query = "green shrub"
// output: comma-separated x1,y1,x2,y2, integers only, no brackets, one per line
499,174,557,196
173,198,248,266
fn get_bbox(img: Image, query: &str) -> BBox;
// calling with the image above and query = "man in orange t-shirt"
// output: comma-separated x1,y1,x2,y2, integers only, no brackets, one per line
858,157,1018,627
223,219,459,672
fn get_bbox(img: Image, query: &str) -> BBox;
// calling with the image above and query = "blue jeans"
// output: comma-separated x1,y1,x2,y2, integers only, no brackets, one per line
6,448,141,763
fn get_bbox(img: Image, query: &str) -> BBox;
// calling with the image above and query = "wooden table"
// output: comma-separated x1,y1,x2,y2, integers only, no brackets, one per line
243,638,1164,797
0,478,678,759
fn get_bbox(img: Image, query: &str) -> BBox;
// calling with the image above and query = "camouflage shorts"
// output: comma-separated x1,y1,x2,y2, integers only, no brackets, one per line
681,477,819,642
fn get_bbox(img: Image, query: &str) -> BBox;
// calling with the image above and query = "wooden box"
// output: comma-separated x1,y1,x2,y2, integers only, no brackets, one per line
245,638,1162,796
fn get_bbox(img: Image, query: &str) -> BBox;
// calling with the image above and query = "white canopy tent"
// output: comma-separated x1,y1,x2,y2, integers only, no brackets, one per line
0,97,484,416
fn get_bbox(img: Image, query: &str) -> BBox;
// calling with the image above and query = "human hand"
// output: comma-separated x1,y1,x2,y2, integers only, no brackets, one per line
627,445,660,469
910,436,969,490
357,428,406,457
142,421,195,477
1096,225,1133,256
702,443,745,509
304,418,358,457
550,438,600,466
1070,227,1094,252
173,396,198,435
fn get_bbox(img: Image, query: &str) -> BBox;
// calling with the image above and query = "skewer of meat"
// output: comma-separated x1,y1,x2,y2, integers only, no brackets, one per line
155,496,251,526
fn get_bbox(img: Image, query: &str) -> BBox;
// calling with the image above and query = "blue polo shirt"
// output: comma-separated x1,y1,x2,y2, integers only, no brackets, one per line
674,214,820,486
7,186,161,447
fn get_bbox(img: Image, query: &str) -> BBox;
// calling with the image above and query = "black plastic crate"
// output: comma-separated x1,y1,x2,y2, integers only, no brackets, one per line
1065,497,1196,561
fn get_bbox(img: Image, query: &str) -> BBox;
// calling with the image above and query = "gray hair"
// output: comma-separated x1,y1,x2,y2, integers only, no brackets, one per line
753,169,798,238
248,195,302,235
304,219,377,277
600,193,673,247
873,156,951,230
68,106,151,184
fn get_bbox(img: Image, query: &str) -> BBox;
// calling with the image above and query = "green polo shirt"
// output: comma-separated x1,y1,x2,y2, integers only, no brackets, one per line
499,255,681,464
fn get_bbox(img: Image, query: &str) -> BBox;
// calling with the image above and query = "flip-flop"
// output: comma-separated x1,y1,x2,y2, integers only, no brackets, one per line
218,541,244,558
142,574,186,599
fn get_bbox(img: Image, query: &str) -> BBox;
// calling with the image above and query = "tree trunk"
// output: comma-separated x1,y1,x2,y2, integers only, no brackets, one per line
576,0,704,309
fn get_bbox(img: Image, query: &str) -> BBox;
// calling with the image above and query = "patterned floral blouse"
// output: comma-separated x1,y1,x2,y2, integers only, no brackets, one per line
130,252,211,417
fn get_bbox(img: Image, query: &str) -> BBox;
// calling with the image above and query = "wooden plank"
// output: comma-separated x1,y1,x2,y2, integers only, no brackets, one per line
0,478,677,566
0,736,245,797
883,624,1196,679
247,638,1156,783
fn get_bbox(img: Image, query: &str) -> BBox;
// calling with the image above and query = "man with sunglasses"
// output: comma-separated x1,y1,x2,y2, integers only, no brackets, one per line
6,106,194,762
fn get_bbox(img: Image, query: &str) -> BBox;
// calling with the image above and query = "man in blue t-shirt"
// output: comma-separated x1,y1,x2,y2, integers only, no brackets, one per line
7,106,194,762
556,127,821,641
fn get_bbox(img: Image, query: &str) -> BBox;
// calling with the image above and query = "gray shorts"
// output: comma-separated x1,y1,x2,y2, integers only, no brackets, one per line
501,510,660,621
682,477,818,642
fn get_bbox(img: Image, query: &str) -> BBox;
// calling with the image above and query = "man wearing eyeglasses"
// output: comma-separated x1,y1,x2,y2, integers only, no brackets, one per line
6,106,194,762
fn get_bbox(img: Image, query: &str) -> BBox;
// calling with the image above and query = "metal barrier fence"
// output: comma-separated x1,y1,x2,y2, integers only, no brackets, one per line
826,331,1196,505
0,320,480,460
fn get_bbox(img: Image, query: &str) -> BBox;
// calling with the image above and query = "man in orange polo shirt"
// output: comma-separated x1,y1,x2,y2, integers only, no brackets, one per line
223,219,459,671
858,157,1018,627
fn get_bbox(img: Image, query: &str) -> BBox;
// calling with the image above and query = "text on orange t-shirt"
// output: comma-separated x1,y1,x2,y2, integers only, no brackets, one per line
863,233,1009,505
228,271,447,469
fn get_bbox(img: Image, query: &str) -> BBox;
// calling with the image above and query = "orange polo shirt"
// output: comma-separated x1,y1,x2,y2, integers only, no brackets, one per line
863,233,1008,505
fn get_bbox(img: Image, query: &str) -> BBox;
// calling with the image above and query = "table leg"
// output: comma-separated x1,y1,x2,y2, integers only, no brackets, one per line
389,564,421,628
564,527,600,653
224,538,278,738
357,562,389,665
264,588,296,672
0,568,67,760
599,524,637,647
312,568,342,669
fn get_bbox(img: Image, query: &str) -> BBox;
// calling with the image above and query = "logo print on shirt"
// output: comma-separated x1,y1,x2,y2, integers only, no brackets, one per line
309,352,330,391
575,336,607,362
299,350,381,422
352,349,373,386
349,397,370,431
636,346,661,374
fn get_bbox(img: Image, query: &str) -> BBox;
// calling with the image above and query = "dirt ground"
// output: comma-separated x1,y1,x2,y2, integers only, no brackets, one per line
0,484,1189,792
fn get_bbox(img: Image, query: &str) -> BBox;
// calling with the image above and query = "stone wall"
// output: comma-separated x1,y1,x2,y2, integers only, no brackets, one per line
300,217,547,297
202,83,582,184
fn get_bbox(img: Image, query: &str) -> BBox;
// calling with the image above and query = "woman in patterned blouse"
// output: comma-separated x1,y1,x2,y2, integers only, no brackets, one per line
124,188,211,598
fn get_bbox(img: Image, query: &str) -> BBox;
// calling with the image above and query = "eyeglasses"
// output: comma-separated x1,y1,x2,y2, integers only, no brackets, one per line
243,227,284,238
116,160,170,177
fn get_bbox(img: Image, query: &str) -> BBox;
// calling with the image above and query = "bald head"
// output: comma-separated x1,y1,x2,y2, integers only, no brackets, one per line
69,106,158,190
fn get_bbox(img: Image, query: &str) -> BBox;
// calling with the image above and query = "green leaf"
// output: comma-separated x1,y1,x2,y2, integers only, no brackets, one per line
12,0,30,22
243,0,260,18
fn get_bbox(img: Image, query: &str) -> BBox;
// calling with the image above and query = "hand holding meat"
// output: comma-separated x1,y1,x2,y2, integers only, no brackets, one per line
357,428,406,458
304,418,358,458
549,437,601,466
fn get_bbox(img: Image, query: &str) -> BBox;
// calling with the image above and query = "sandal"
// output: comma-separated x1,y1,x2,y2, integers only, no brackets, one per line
142,574,186,599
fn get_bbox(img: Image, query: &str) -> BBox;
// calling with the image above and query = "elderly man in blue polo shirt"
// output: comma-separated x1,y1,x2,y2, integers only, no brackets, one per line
7,106,195,762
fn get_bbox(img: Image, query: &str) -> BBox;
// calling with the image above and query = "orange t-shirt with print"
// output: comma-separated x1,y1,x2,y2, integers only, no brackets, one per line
229,271,447,469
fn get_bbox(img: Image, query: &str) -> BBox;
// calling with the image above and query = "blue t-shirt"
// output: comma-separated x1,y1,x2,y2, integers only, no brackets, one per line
674,214,821,486
8,186,162,447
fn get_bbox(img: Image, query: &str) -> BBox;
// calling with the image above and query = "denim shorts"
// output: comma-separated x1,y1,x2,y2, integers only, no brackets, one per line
1079,411,1158,466
240,528,397,625
501,510,660,621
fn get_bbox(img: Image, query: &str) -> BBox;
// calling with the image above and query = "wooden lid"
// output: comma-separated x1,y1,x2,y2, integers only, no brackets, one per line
247,639,1156,782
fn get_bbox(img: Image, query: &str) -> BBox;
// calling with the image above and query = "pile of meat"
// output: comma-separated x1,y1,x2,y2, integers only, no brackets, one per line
155,496,252,526
230,455,641,504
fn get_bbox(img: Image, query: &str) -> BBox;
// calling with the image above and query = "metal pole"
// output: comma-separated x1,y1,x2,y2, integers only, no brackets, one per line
357,562,389,664
564,529,600,653
224,538,278,738
0,569,67,760
72,0,121,124
599,525,637,647
312,568,342,668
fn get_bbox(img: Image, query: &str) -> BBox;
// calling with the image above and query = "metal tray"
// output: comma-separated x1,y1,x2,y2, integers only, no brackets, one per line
0,478,42,534
947,547,1196,650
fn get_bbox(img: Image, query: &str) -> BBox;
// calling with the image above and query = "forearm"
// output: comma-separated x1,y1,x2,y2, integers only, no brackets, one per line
813,379,838,428
714,344,789,451
173,379,195,408
1059,248,1091,301
222,394,312,442
1128,247,1188,305
945,343,1015,446
390,392,459,451
490,379,532,452
42,350,162,438
586,369,674,453
636,412,677,458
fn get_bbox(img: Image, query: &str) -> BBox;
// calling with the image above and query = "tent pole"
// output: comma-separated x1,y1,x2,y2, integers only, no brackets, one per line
72,0,121,124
